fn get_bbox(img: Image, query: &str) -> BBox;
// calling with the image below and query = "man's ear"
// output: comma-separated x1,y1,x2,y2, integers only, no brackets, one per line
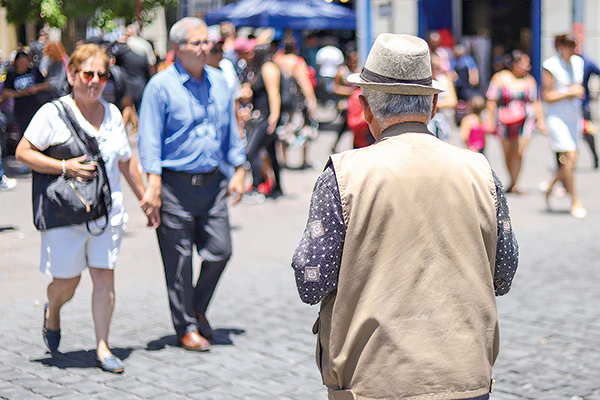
359,94,373,124
431,94,438,120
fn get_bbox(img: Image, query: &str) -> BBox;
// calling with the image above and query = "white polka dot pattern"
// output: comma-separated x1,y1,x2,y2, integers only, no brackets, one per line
492,171,519,296
291,165,344,305
291,165,519,305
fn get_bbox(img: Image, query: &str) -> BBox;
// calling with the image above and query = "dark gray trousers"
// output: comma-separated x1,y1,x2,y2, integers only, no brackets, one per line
157,168,232,337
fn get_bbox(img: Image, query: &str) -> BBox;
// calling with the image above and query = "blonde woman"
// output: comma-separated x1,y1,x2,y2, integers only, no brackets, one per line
16,44,149,372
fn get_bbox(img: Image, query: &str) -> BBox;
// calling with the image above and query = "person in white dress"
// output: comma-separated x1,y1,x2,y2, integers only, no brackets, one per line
542,34,587,218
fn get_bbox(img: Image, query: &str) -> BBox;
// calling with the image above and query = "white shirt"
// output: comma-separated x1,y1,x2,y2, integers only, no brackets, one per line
24,95,133,226
316,46,344,78
217,59,242,100
127,36,157,66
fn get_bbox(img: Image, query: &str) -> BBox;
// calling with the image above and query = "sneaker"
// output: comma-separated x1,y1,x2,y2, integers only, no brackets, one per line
242,189,265,205
0,175,17,191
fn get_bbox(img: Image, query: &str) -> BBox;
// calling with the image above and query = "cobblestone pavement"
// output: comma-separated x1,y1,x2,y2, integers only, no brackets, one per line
1,114,600,399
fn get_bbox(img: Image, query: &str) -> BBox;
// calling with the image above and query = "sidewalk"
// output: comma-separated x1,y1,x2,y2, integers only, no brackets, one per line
1,117,600,399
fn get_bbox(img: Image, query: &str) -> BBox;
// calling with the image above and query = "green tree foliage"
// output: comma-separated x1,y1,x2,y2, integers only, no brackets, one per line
1,0,177,28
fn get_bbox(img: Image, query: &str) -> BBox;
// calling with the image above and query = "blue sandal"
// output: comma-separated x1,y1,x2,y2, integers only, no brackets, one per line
43,303,61,352
95,355,124,373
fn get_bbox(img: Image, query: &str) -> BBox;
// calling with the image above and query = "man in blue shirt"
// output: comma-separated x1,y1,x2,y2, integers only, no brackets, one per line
138,17,246,351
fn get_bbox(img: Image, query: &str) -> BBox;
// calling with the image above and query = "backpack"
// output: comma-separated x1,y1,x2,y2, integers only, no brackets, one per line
280,73,301,112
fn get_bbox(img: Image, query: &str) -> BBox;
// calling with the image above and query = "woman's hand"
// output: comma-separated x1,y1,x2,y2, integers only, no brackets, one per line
569,84,585,99
65,155,97,181
537,119,548,135
267,115,278,135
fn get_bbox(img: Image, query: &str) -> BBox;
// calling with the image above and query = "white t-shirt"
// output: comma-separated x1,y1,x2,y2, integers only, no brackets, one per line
218,59,242,100
316,46,344,78
127,36,157,66
24,95,133,226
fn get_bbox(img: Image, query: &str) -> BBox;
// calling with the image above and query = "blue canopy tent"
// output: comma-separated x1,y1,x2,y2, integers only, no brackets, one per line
204,0,356,30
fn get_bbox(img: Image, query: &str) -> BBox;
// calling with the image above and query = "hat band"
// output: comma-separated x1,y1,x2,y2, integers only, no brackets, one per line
360,68,432,86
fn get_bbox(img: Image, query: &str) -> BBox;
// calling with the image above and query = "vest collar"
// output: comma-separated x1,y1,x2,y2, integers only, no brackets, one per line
377,121,433,142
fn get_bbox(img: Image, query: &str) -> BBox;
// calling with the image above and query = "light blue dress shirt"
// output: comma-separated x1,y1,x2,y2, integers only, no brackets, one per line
138,60,246,177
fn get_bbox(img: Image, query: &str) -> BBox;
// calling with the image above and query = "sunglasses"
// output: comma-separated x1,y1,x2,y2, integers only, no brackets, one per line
187,40,211,47
79,70,110,83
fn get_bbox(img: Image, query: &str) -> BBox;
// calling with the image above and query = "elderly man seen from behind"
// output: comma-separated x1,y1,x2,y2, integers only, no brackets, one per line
292,34,519,400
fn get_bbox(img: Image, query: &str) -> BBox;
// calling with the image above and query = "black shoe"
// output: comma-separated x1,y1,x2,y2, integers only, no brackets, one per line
267,189,284,199
43,303,61,352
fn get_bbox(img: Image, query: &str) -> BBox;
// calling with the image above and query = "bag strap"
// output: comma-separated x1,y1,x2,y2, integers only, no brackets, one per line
51,100,88,156
52,100,102,157
51,100,111,236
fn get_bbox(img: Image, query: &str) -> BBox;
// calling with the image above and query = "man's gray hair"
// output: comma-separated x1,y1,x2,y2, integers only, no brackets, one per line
170,17,207,45
361,88,434,120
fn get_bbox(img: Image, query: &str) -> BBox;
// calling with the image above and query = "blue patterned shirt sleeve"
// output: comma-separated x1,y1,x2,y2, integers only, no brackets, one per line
291,163,345,305
291,164,519,305
492,170,519,296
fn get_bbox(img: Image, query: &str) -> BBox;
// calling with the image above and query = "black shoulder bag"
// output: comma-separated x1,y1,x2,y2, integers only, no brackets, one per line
32,100,112,235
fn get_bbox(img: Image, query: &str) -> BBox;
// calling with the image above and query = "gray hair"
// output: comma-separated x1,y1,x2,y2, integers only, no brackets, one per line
361,88,433,120
170,17,207,45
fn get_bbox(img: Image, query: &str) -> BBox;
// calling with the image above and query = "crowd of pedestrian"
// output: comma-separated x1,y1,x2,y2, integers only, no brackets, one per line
0,16,595,391
424,30,597,219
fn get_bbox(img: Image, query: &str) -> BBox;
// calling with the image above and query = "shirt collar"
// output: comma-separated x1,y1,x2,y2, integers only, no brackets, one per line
378,121,433,141
174,59,207,86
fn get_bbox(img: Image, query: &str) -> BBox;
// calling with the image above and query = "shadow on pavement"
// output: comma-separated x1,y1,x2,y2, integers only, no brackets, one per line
542,209,571,215
146,328,245,351
211,328,245,345
32,347,134,369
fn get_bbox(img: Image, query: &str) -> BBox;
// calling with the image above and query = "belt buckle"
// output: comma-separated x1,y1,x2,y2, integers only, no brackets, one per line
191,175,204,186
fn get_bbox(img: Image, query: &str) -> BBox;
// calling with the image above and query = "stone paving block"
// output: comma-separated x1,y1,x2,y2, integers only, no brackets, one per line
490,391,526,399
246,378,292,395
283,387,328,400
125,383,172,398
93,388,144,400
84,371,129,384
151,393,190,400
190,375,230,390
186,390,240,400
244,395,285,400
55,393,103,400
159,379,215,395
560,385,596,398
63,380,111,395
0,385,50,400
584,392,600,400
8,377,70,398
105,377,150,391
47,374,87,386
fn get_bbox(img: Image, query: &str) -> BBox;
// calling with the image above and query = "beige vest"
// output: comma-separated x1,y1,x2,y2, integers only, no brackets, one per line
318,123,499,400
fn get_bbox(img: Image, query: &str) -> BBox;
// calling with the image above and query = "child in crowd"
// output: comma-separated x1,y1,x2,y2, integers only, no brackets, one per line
346,88,374,148
460,95,487,154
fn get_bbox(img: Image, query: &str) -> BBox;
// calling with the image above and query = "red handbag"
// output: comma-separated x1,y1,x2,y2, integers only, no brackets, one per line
498,101,526,126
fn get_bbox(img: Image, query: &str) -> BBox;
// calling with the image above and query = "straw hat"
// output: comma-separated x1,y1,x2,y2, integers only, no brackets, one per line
347,34,445,95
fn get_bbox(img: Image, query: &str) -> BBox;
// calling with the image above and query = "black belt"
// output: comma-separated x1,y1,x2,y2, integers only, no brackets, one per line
163,168,219,186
